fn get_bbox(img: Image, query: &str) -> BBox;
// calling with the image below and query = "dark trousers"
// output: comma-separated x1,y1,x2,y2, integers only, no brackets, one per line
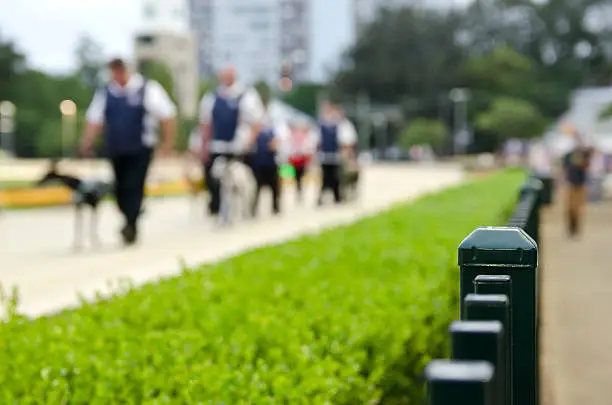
204,153,248,215
320,163,341,203
294,165,306,195
110,148,152,229
566,184,587,236
252,164,280,214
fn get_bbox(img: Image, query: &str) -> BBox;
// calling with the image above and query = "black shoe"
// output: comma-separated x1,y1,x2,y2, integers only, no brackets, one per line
121,224,137,246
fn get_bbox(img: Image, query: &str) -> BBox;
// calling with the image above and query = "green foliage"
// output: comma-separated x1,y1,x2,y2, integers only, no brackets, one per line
476,97,546,149
599,103,612,121
198,79,216,100
140,59,176,104
74,35,104,90
0,172,523,404
282,83,324,117
464,46,534,97
399,118,447,151
253,80,272,107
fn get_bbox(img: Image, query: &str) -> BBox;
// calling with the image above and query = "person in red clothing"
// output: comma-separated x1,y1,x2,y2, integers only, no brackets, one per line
287,120,315,202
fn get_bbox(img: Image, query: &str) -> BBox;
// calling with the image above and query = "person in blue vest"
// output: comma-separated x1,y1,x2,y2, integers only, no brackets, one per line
316,101,357,205
198,65,264,216
79,58,176,245
251,103,288,216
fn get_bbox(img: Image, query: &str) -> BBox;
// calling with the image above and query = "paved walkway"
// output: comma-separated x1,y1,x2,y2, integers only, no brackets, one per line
0,163,463,317
541,195,612,405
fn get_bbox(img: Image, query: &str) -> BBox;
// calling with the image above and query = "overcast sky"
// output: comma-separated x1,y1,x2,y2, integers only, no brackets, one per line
0,0,354,81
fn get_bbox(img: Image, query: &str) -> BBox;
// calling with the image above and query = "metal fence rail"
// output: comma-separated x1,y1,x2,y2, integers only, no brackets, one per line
425,174,544,405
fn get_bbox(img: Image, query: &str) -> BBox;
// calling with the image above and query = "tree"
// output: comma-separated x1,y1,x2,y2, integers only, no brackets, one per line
476,97,546,150
253,80,272,107
599,103,612,121
140,59,176,104
333,7,467,114
198,79,216,100
398,118,447,151
74,35,105,90
0,34,25,101
465,0,612,86
282,83,323,117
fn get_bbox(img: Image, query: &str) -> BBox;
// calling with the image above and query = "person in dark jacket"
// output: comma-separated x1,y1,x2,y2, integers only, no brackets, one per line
79,58,176,245
562,136,592,237
251,110,282,216
315,101,357,205
197,65,264,216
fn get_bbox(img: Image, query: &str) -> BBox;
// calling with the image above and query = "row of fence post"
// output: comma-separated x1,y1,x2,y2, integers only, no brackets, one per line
425,176,544,405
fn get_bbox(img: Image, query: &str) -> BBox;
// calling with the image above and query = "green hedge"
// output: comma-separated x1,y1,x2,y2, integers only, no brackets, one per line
0,172,523,404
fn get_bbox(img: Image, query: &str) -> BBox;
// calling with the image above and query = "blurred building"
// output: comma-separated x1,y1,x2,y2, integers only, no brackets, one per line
133,0,199,118
188,0,311,85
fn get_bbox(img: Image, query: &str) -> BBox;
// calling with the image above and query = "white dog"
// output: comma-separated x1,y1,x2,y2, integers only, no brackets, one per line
210,156,257,226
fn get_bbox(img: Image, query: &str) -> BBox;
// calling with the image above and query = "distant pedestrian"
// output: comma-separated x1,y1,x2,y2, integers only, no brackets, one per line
251,104,286,216
79,58,176,245
287,120,316,202
198,65,264,216
562,134,592,237
315,101,357,205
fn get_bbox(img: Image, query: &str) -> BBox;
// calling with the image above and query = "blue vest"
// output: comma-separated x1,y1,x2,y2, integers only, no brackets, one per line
319,122,339,153
212,91,242,142
104,80,147,157
252,128,277,167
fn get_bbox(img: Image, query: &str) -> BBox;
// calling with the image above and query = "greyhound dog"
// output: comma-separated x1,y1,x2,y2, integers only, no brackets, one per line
340,153,360,201
37,160,114,250
210,156,257,226
182,158,205,217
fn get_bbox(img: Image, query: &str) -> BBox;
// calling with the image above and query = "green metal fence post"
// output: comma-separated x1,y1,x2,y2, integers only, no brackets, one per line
464,294,512,405
520,178,543,247
450,320,506,405
473,274,514,405
458,226,538,405
425,359,495,405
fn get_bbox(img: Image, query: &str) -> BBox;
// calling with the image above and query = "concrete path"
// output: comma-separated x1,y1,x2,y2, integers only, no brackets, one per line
540,196,612,405
0,163,463,317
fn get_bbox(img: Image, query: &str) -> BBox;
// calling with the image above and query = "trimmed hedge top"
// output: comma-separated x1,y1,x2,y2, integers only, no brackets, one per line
0,172,523,404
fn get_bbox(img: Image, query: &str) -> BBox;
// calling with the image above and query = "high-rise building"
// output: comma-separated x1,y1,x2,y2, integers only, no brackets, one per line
134,0,199,118
188,0,311,85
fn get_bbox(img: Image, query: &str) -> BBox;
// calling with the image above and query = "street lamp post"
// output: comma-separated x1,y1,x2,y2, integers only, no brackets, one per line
59,100,77,158
372,112,388,157
356,91,371,153
449,88,471,155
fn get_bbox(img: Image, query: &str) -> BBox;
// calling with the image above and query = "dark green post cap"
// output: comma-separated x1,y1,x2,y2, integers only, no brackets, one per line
425,359,494,383
458,227,537,267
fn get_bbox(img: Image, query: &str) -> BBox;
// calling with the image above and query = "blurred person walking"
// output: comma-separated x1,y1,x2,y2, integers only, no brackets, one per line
79,58,176,245
562,131,592,238
198,65,264,216
251,102,287,216
315,101,357,205
287,120,316,203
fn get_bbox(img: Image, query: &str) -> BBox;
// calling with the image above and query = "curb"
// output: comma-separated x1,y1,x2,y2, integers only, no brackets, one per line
0,176,316,209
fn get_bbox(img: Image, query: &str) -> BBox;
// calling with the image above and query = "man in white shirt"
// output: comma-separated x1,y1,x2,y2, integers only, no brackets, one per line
316,101,357,205
198,65,264,216
79,58,177,245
